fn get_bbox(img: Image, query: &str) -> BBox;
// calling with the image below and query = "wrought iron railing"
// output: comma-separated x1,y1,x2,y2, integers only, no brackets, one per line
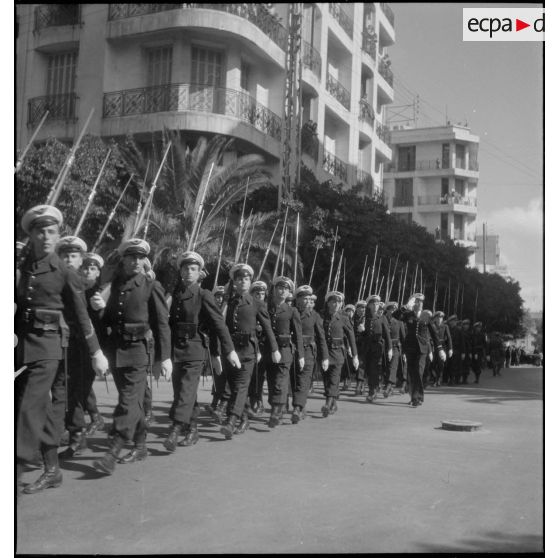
28,93,78,126
329,3,353,37
34,4,81,32
103,83,282,141
302,40,322,78
107,4,288,50
357,169,373,186
380,3,395,27
326,73,351,110
301,121,319,161
361,31,377,60
392,196,413,207
323,150,348,182
378,59,394,87
359,99,374,127
376,121,390,142
417,194,477,207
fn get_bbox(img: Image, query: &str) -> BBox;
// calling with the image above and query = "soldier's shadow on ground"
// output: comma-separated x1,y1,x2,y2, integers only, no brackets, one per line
57,456,111,480
414,529,542,553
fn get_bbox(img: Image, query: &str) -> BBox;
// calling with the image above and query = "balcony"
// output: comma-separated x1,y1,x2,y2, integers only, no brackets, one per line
362,31,377,61
380,3,395,27
376,121,390,142
359,99,375,127
418,195,477,207
392,196,413,207
34,5,81,33
103,83,282,141
28,93,78,126
329,3,353,38
469,160,479,171
302,40,322,79
323,150,348,182
301,121,319,161
326,73,351,110
378,58,394,87
107,4,288,51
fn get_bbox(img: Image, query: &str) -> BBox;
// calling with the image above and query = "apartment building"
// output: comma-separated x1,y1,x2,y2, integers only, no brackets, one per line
16,3,395,194
383,124,479,265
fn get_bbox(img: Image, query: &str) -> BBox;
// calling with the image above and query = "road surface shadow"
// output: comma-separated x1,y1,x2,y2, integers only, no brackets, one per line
424,384,542,403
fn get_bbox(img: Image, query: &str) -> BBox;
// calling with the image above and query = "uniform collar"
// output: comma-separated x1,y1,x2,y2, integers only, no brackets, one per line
119,272,145,290
28,251,60,274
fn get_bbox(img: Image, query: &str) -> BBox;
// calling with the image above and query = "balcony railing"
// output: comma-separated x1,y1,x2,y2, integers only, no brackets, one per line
28,93,78,126
329,3,353,37
362,31,377,60
454,233,476,242
359,99,374,127
103,83,282,141
107,4,288,51
34,4,81,32
357,169,373,187
469,160,479,171
326,73,351,110
417,194,477,207
378,59,394,87
392,196,413,207
323,150,348,182
380,3,395,27
376,121,390,142
302,40,322,78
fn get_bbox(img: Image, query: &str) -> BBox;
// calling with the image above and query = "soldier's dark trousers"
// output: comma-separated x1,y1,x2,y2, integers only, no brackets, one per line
144,383,152,415
226,357,256,418
248,359,265,406
170,360,204,424
16,359,62,463
386,347,402,385
323,347,344,398
432,355,445,384
449,355,461,384
471,356,482,381
365,349,383,392
406,350,425,404
461,358,471,383
266,348,293,405
112,365,148,442
211,355,231,402
292,346,315,409
66,341,97,433
85,387,99,416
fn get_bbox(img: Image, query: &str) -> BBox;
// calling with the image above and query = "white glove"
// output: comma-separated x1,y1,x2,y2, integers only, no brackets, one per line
322,359,329,371
91,350,109,377
214,356,223,375
438,349,447,363
428,352,433,362
271,350,281,364
89,293,106,311
474,354,478,360
461,354,466,361
387,349,393,361
352,356,359,370
257,351,262,363
161,358,173,381
357,323,365,333
402,354,407,363
298,358,305,370
227,351,241,369
448,349,453,358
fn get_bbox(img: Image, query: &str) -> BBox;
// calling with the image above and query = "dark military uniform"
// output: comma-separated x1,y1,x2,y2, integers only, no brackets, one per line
363,312,392,396
224,292,278,423
292,308,327,411
488,335,506,376
432,322,452,385
322,310,357,400
471,329,487,383
16,252,100,463
102,272,171,444
169,281,234,428
460,327,473,383
397,309,443,406
264,301,303,407
248,322,267,412
448,322,462,385
353,312,367,393
385,313,406,387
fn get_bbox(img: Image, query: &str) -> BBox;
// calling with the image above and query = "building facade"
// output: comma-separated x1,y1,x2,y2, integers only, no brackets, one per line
16,3,395,193
383,124,479,265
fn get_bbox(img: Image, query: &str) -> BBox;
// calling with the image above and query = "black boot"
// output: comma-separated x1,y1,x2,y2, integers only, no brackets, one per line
291,405,301,424
322,397,331,417
163,422,183,453
255,400,265,417
268,405,281,428
220,415,237,440
144,409,154,428
59,429,70,446
23,447,62,494
60,429,88,459
179,422,200,446
234,414,250,435
93,434,125,475
329,397,338,414
85,413,105,436
120,432,148,464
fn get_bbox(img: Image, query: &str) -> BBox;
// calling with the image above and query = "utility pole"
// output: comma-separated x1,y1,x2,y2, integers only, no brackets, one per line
483,221,487,273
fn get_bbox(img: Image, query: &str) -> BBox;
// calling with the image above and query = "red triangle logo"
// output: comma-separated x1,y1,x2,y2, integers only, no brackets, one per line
516,19,530,31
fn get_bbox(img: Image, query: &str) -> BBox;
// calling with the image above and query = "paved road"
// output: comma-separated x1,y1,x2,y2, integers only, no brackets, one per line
17,366,543,554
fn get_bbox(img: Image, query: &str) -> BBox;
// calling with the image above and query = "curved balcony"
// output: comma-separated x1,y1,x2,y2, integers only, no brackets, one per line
378,59,394,87
361,31,377,61
380,3,395,27
107,4,287,51
417,194,477,214
376,121,390,143
301,122,319,162
329,3,353,39
34,4,81,33
28,93,78,126
102,83,282,141
302,40,322,79
359,99,375,127
323,149,348,182
326,73,351,111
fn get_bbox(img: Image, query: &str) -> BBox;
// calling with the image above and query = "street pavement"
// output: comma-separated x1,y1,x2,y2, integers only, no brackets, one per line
17,366,543,554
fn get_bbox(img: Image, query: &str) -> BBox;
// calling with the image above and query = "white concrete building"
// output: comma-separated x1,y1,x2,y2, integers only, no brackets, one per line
383,124,479,264
16,3,395,194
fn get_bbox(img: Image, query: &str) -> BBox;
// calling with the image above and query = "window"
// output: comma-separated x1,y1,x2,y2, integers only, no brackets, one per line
397,146,416,171
454,214,464,240
192,47,223,86
455,179,465,196
442,143,450,168
240,61,250,92
46,51,77,97
147,46,172,87
441,213,448,238
455,144,465,168
394,178,413,206
441,178,449,197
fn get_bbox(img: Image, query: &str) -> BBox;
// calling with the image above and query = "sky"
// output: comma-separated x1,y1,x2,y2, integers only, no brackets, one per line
387,3,543,311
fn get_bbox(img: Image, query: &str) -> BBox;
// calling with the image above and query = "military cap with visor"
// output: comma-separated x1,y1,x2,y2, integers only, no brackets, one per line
229,262,254,280
118,238,150,257
178,250,205,269
295,284,313,297
250,280,268,293
55,236,88,255
21,205,63,234
325,291,344,303
83,252,104,269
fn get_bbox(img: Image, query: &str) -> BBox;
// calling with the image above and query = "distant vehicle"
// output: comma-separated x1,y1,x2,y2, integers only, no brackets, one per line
522,352,543,367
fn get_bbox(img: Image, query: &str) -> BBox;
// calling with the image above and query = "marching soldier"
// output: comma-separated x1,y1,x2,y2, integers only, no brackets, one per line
292,285,328,423
395,294,446,407
431,311,452,386
248,280,268,417
460,319,473,384
264,276,304,428
382,301,405,398
446,315,461,385
16,205,108,493
164,252,240,452
93,238,172,474
487,332,506,377
362,294,392,402
353,300,367,396
341,304,356,390
308,293,320,393
471,321,487,384
220,264,279,439
321,291,358,417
